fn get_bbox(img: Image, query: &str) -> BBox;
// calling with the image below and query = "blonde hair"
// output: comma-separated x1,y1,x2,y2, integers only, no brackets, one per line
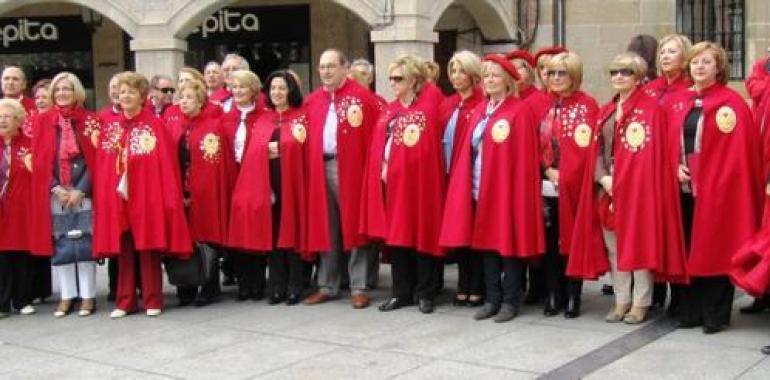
424,61,440,82
482,60,518,97
388,55,427,93
657,34,693,74
231,70,262,96
178,67,205,87
178,80,208,107
447,50,482,86
116,71,150,99
687,41,730,84
608,52,648,80
0,98,27,124
511,58,536,87
546,52,583,92
50,72,86,106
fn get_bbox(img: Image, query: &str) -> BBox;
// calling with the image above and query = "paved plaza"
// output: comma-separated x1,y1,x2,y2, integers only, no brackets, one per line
1,265,770,379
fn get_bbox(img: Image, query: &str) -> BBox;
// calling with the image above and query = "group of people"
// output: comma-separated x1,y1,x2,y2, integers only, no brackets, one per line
2,33,770,345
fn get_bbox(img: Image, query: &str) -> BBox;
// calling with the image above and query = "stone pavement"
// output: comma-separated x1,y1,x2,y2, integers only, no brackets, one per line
1,266,770,379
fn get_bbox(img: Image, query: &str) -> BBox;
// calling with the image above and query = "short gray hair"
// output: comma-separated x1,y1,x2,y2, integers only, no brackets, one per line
223,53,250,71
351,59,373,75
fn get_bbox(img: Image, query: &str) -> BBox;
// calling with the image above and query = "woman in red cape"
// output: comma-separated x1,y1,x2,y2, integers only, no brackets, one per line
644,34,693,104
29,72,99,318
537,52,599,319
169,79,236,307
0,99,35,317
571,53,687,325
93,72,191,318
438,50,485,307
440,54,544,322
360,55,445,314
229,70,308,305
664,43,763,334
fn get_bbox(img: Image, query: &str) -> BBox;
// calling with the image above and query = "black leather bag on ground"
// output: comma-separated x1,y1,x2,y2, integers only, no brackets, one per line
164,243,218,287
51,198,94,266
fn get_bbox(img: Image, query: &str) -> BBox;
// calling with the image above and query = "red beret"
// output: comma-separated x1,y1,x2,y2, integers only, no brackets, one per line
506,50,536,68
483,54,521,81
534,46,568,63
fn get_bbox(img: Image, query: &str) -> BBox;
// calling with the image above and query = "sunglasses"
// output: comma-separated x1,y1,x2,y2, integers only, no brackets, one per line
546,70,568,78
609,68,635,77
159,87,176,94
388,76,405,83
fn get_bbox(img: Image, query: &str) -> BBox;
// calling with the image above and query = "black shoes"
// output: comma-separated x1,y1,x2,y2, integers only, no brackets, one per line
601,284,614,295
543,294,560,317
418,299,434,314
739,299,770,314
194,296,217,307
474,303,500,320
564,296,581,319
286,294,301,305
268,293,286,305
761,345,770,355
378,297,413,312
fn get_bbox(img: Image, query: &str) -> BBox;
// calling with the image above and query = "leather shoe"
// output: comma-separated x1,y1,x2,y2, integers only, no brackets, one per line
269,293,286,305
352,294,370,309
473,303,499,320
703,324,727,334
194,296,217,307
304,292,332,305
286,294,301,305
378,297,412,312
493,303,519,323
676,319,702,329
761,345,770,355
251,291,264,301
601,284,614,295
740,299,769,314
543,294,560,317
418,299,434,314
564,296,581,319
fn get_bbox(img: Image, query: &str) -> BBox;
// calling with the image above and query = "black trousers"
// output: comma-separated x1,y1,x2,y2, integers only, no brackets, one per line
542,196,582,304
234,250,267,295
269,249,304,296
30,256,52,301
0,252,33,312
679,275,735,328
390,246,442,301
456,247,484,296
482,251,523,306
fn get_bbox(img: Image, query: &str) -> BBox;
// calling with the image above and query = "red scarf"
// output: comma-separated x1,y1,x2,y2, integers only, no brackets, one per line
55,105,81,187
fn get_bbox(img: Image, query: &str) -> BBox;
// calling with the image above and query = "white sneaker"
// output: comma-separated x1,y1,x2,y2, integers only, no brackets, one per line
110,309,128,319
19,305,36,315
146,308,162,317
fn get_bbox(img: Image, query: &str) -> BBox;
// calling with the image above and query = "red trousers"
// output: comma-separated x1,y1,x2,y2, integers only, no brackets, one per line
115,234,164,311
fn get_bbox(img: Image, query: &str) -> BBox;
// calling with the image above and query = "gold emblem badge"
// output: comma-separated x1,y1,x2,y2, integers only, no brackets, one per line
201,133,220,160
716,106,737,134
491,120,511,143
90,129,100,148
624,122,646,149
292,123,307,144
402,124,421,147
346,104,363,127
574,123,591,148
138,131,157,153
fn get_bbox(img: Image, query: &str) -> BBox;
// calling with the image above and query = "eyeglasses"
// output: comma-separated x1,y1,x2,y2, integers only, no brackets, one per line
609,68,635,77
546,70,568,78
388,76,405,83
159,87,176,94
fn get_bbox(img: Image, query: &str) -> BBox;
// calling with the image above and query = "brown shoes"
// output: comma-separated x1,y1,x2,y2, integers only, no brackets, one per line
352,294,370,309
53,299,73,318
304,292,332,305
78,298,95,317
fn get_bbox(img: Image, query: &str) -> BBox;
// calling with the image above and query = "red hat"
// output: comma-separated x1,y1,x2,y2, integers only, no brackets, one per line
534,46,568,64
483,54,521,81
506,50,536,68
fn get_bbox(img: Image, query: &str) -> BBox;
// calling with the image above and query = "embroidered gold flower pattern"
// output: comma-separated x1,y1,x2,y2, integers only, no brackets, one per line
129,126,157,155
200,133,222,162
99,122,124,153
393,112,427,147
619,110,652,153
335,96,364,129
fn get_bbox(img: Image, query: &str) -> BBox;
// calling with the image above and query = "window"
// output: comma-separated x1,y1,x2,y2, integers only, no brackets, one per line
676,0,745,80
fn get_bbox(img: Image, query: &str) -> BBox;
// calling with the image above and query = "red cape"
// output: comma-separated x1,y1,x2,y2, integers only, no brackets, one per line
228,107,308,252
439,96,544,257
3,95,36,116
0,134,33,252
28,107,99,255
359,98,446,255
420,81,446,107
305,79,379,252
92,108,191,257
745,57,770,132
540,91,600,256
523,88,553,124
664,84,763,276
167,110,237,245
209,88,231,106
439,87,485,171
221,103,262,168
569,89,687,282
643,75,692,105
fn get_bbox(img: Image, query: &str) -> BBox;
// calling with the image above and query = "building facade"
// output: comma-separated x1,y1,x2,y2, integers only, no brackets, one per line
0,0,767,107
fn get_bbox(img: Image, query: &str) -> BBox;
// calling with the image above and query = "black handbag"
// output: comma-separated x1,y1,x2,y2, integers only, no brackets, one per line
51,198,94,266
164,242,218,287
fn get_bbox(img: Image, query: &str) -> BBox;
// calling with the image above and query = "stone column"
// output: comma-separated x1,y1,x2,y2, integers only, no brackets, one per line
130,37,187,79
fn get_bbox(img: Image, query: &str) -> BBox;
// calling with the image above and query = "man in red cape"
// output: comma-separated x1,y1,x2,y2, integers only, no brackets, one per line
304,49,379,308
1,66,36,115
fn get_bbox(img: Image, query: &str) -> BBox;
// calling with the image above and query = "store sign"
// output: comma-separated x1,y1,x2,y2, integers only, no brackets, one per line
0,16,91,53
0,19,58,47
192,9,260,38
